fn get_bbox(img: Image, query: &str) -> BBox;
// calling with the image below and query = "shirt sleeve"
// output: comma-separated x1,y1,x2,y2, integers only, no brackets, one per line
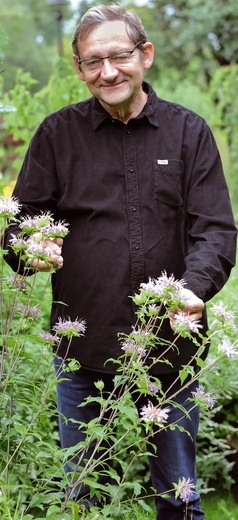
182,119,237,302
3,122,60,273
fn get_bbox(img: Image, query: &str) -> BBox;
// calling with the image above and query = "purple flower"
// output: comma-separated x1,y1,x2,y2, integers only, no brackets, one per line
19,213,69,240
174,477,196,502
141,271,185,301
19,212,54,235
9,234,28,253
121,340,147,358
17,303,41,319
19,215,39,234
218,338,237,359
5,275,27,291
211,301,237,332
26,240,50,256
191,385,216,409
173,310,203,335
146,377,160,394
52,317,86,339
140,401,170,425
42,220,69,238
140,271,187,306
0,196,21,217
40,331,60,345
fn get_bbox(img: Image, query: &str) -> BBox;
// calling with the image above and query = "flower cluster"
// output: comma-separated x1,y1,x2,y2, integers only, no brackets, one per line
17,303,41,320
0,196,21,218
9,212,69,268
191,385,216,409
19,212,69,238
5,275,27,292
52,317,87,340
140,401,170,425
211,301,237,333
9,235,28,253
121,340,147,359
218,338,237,360
139,271,187,307
10,234,55,266
172,310,203,335
146,377,160,395
40,331,60,346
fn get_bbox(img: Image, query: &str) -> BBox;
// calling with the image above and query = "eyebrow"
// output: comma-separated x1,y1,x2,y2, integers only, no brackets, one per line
79,46,133,61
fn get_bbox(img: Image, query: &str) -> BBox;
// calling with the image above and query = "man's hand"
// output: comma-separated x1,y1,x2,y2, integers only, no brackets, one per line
169,288,205,331
30,237,63,272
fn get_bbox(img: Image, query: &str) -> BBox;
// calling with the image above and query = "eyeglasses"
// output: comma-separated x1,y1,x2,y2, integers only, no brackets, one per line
77,41,143,72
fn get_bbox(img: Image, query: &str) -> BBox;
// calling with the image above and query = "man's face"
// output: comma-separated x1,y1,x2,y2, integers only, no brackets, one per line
73,20,153,113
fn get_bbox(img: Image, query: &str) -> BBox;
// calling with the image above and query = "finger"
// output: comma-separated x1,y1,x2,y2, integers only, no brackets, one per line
55,237,63,247
182,302,204,315
31,256,63,271
46,243,62,257
185,310,203,321
49,254,63,267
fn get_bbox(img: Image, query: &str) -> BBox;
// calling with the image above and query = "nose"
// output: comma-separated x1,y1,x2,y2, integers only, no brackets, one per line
100,58,118,79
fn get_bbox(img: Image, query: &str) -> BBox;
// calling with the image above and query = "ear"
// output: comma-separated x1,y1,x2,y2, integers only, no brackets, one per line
72,54,85,81
142,42,154,70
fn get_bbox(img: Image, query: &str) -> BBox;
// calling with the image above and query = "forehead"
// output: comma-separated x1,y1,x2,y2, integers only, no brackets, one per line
78,20,132,57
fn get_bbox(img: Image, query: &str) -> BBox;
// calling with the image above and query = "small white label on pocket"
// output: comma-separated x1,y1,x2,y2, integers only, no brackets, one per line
157,159,168,165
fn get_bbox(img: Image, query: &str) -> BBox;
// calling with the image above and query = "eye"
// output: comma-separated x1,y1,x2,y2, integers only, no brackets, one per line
86,58,102,68
112,52,131,62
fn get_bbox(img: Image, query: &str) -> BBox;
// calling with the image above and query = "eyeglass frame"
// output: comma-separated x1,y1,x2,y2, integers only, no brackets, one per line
77,41,144,70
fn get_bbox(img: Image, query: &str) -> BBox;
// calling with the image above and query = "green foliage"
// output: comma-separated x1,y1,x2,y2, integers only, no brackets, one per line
195,259,238,493
1,60,89,175
201,493,238,520
119,494,238,520
141,0,238,84
0,0,74,91
210,65,238,206
152,77,214,123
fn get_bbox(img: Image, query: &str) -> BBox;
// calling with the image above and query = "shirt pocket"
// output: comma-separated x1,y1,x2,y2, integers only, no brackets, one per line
154,159,184,207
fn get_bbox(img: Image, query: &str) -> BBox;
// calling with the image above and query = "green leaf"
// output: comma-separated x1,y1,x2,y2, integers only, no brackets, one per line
137,499,153,512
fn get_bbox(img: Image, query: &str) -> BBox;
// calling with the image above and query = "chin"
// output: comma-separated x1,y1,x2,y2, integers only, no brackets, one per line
102,91,132,107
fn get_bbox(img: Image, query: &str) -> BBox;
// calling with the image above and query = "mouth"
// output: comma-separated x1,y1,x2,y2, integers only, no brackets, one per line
100,80,125,89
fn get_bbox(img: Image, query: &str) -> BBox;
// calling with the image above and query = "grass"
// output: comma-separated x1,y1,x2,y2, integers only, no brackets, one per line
121,492,238,519
201,492,238,520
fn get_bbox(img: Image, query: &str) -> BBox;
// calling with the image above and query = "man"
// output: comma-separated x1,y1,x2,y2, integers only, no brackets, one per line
4,4,237,519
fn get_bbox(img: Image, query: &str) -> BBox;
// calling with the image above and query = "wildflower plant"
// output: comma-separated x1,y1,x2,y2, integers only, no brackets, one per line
0,197,71,519
0,195,237,519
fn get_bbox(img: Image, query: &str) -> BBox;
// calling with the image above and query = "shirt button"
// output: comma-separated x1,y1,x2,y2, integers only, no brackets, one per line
127,130,131,134
134,245,139,250
132,206,137,212
129,167,134,173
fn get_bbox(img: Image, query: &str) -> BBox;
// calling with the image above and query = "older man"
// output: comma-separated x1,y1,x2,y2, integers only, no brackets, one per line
4,4,236,519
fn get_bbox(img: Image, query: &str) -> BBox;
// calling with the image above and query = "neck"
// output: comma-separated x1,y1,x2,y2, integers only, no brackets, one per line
100,89,148,124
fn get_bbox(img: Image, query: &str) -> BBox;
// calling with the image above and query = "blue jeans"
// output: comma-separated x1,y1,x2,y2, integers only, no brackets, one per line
54,358,204,519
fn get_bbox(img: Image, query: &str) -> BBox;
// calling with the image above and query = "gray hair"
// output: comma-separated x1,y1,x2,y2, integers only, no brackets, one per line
72,3,147,57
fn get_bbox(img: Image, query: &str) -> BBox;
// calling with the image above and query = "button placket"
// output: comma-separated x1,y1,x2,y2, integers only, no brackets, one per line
123,128,144,291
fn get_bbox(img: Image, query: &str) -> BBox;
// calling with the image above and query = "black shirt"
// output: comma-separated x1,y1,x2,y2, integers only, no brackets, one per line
5,82,237,373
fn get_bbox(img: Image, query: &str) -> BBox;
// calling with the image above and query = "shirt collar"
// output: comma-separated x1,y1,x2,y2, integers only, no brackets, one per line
91,81,159,130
